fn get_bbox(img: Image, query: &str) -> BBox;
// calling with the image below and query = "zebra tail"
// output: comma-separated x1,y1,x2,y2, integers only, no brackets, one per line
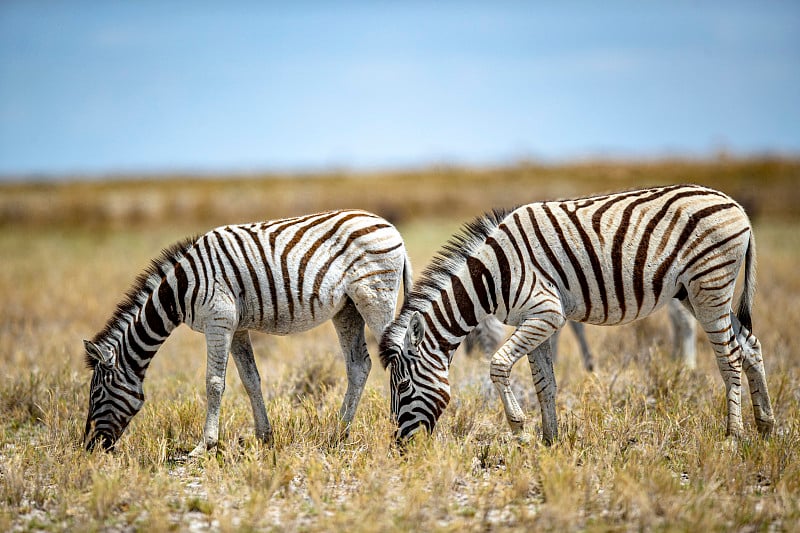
735,231,757,332
402,252,413,305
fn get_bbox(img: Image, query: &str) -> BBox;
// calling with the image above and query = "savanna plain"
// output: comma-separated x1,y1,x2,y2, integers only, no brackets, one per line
1,160,799,531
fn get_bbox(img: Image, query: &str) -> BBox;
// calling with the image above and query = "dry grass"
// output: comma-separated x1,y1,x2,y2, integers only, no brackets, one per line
1,163,799,531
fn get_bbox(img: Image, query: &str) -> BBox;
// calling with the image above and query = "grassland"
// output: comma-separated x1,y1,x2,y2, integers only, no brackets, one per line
1,160,799,531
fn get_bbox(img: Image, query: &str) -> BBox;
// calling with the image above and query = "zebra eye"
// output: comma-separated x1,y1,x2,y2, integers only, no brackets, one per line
397,378,411,393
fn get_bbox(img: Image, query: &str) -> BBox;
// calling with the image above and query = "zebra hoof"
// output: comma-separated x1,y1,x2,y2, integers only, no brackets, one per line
188,440,215,458
335,428,351,445
756,417,775,437
515,432,533,446
247,430,274,448
507,418,525,434
725,426,744,441
188,445,205,458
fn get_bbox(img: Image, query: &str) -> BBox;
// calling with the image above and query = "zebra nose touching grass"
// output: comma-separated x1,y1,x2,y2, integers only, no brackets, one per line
83,210,412,455
379,184,775,447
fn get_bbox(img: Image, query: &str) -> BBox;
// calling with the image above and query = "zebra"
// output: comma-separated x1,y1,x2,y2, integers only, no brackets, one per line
83,209,412,454
379,184,775,445
464,298,697,372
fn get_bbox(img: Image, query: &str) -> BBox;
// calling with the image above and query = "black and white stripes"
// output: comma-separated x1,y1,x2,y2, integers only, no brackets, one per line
83,209,411,452
380,184,774,443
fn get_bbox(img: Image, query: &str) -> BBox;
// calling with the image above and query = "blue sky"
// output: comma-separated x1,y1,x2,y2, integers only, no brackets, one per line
1,1,798,177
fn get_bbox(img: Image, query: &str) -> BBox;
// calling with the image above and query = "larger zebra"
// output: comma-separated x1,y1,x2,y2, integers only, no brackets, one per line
83,209,411,454
380,184,774,444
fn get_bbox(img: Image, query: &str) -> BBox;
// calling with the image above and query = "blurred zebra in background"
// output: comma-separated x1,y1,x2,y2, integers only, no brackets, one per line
83,209,411,454
380,184,774,445
463,298,697,371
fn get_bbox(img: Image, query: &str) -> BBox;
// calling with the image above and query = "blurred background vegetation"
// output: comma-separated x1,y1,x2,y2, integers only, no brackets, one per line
2,158,798,231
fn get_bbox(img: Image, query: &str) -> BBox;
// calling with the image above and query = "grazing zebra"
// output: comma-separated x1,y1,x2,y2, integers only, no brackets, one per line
83,209,411,454
380,184,774,445
464,298,697,371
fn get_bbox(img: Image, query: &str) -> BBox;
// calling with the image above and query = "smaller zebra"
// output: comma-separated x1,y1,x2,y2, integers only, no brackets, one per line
464,299,697,371
83,210,411,454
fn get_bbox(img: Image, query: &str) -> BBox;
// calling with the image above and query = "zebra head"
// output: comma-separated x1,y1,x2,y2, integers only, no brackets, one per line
83,340,145,452
380,311,451,445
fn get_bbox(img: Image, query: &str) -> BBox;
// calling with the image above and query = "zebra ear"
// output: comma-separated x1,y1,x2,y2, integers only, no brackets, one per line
84,340,114,368
408,312,425,348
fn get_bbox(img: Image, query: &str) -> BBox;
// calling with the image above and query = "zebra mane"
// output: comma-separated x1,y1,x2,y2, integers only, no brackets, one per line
410,208,513,304
379,208,512,365
86,235,199,370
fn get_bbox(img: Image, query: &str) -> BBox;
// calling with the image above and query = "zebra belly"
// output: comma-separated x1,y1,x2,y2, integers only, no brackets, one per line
238,289,347,335
562,286,680,326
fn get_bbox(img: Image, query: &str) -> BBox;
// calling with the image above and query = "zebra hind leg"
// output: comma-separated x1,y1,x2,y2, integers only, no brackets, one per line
698,312,745,438
332,298,371,438
463,315,505,357
568,321,595,372
230,330,273,446
478,315,506,356
669,298,697,369
732,315,775,436
548,322,594,372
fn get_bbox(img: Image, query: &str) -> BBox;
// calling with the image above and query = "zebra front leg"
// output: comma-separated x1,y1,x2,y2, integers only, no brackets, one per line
332,298,370,436
732,316,775,436
490,314,564,441
527,339,558,445
490,338,529,433
230,330,273,446
190,324,234,457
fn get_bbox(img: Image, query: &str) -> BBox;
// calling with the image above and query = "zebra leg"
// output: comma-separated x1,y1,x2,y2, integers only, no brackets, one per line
464,315,505,357
332,297,371,431
190,324,235,457
490,313,564,441
230,330,273,446
669,298,697,369
732,315,775,436
490,335,531,434
698,314,745,438
479,315,506,356
547,328,561,364
569,321,595,372
526,338,558,445
339,280,405,421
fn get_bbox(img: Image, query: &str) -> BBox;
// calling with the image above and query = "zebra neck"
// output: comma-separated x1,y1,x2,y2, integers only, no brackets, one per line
106,280,182,379
419,292,492,365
